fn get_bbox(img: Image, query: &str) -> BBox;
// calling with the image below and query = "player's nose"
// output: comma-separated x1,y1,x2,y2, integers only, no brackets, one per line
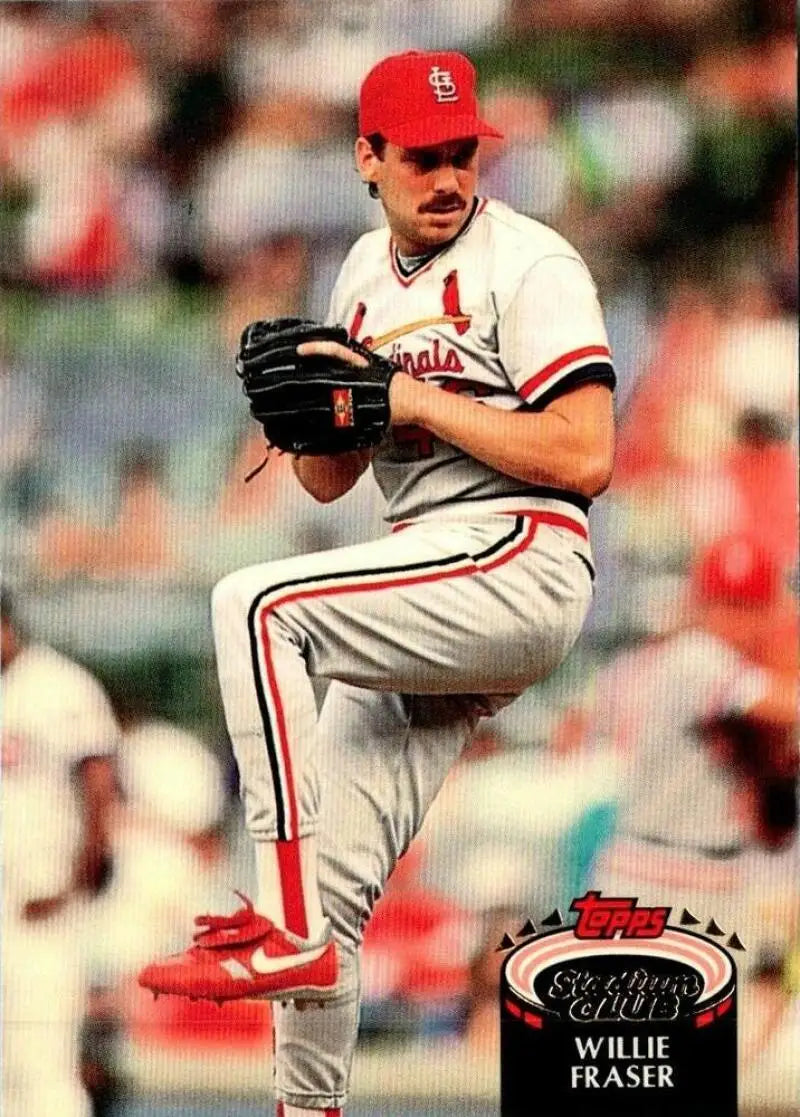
431,161,460,193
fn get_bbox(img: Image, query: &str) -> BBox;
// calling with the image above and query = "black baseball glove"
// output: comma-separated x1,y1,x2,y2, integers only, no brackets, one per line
699,712,798,847
236,317,398,457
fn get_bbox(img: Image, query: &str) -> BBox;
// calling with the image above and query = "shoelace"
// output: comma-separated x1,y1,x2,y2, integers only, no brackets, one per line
192,891,275,947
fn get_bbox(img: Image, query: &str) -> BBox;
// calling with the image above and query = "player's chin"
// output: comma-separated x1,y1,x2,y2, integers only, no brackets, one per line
419,209,466,241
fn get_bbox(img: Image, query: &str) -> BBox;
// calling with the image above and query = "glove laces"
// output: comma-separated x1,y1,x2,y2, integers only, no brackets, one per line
244,451,270,483
244,445,288,483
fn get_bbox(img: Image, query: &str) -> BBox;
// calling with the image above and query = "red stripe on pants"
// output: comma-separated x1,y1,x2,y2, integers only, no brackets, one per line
277,838,308,939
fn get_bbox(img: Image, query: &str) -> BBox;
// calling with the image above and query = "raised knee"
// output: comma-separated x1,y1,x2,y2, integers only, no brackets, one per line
211,568,285,642
211,564,305,651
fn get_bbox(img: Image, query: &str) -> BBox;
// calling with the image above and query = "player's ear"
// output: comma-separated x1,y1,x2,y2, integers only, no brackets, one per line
355,136,381,192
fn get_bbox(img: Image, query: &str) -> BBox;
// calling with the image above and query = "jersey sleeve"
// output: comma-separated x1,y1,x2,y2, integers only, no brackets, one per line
7,647,120,766
59,673,120,762
325,272,344,327
498,254,616,409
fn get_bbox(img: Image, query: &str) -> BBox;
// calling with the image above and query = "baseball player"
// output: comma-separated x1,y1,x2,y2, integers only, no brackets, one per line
140,50,616,1113
2,589,119,1117
579,534,798,965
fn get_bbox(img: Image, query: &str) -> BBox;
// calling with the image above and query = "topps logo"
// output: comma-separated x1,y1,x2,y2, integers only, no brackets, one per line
570,892,670,940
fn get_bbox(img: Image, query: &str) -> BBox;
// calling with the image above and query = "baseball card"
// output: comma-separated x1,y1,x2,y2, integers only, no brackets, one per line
1,3,797,1117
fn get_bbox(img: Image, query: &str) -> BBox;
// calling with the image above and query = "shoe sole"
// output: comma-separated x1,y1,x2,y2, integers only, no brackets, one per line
148,983,336,1007
143,965,338,1006
266,984,340,1008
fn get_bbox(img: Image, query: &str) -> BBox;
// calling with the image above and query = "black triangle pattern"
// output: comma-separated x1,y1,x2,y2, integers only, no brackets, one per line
727,932,746,951
680,909,701,926
540,909,564,927
495,933,516,951
706,918,725,936
517,919,537,937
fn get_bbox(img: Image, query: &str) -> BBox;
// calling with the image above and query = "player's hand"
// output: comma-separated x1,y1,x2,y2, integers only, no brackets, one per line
296,341,421,425
296,339,369,368
292,335,422,422
22,894,69,922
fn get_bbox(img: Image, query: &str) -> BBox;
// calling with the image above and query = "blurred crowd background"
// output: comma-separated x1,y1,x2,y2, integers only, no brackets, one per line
1,2,797,1116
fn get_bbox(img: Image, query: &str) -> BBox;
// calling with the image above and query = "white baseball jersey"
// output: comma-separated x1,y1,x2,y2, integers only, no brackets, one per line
327,197,615,525
2,647,117,1117
2,643,119,908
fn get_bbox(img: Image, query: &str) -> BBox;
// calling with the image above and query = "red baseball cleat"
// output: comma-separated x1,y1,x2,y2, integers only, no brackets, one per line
138,892,337,1004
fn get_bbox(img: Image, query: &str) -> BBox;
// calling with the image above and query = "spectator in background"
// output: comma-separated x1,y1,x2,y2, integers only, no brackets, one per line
33,504,97,578
506,0,736,36
214,431,304,538
219,234,311,352
686,6,795,117
612,269,797,568
0,3,158,288
722,408,799,576
128,0,237,286
1,587,119,1117
92,442,180,579
34,440,190,582
0,321,48,538
768,161,797,312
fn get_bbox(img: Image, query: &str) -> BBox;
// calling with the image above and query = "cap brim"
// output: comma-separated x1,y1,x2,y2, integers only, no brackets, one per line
381,114,503,149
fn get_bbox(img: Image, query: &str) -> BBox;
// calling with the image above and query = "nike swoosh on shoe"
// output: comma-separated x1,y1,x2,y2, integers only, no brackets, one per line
250,942,329,975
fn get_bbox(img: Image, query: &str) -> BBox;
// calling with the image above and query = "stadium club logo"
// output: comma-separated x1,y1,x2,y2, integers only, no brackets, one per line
498,892,740,1116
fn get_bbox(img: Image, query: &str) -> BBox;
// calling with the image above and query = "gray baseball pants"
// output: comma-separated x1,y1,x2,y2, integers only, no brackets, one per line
211,510,593,1108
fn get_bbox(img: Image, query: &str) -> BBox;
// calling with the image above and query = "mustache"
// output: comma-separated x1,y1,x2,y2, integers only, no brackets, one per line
420,196,465,213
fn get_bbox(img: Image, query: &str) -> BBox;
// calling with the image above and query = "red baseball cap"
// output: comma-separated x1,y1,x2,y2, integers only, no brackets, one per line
359,51,503,149
691,534,781,607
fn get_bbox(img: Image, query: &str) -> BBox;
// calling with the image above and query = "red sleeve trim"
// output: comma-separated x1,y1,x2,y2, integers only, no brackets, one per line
519,345,612,399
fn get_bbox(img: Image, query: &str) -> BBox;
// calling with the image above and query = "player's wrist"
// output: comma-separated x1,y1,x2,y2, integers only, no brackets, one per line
389,372,423,427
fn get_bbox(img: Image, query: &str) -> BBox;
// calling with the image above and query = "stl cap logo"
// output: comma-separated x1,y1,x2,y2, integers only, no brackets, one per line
428,66,459,104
